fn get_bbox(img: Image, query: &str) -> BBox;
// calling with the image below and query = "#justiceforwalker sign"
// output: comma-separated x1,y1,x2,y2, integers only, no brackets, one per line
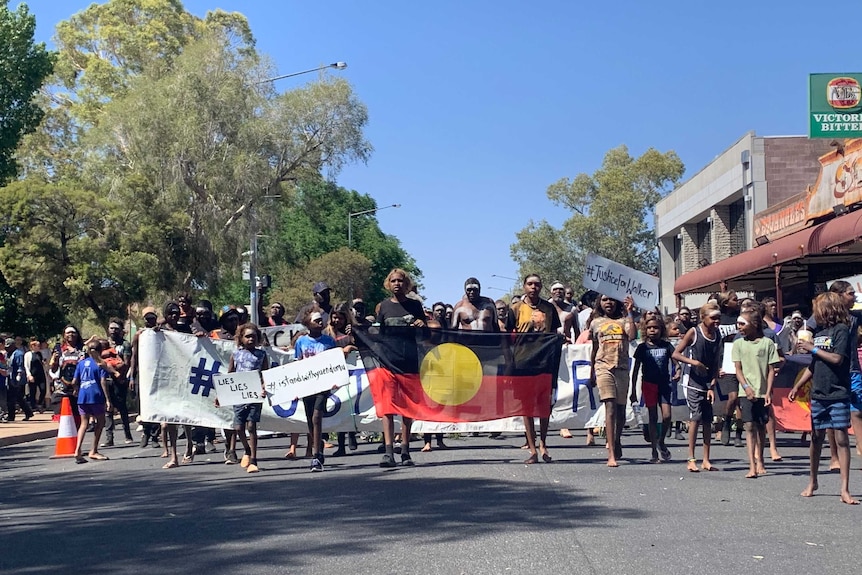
213,370,264,406
582,253,659,311
263,347,349,405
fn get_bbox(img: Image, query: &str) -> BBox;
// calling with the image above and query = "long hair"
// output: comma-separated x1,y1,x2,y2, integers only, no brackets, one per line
325,302,355,339
739,309,764,338
593,294,624,319
698,303,720,321
813,292,850,328
717,290,738,314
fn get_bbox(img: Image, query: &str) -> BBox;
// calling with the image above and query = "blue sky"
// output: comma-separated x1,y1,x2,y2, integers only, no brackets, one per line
20,1,861,307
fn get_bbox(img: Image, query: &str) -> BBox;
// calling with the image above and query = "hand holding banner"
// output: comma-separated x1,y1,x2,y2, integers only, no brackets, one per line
213,370,265,406
263,347,349,405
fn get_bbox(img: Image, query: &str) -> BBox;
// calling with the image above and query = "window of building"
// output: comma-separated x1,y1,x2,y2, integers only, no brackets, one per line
673,235,682,278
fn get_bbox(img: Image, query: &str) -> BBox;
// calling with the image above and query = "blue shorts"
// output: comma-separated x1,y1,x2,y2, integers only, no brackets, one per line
233,403,262,427
850,372,862,413
810,398,850,430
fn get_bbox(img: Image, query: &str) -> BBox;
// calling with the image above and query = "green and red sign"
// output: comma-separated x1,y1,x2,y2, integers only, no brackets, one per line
809,73,862,138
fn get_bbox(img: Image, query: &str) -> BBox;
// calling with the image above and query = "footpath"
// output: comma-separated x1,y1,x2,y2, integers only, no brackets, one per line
0,412,60,448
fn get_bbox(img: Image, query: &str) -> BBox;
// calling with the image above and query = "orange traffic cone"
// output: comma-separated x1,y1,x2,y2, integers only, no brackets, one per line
50,396,78,459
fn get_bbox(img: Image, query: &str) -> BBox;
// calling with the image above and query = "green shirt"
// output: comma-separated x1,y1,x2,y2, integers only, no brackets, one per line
731,336,779,397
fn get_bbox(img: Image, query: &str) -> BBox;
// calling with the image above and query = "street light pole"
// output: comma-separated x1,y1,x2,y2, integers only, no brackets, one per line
244,61,347,325
348,204,401,247
257,62,347,84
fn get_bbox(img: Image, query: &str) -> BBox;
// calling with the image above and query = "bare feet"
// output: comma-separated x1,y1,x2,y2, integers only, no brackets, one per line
701,463,719,471
756,467,767,476
801,482,818,497
745,471,757,478
830,460,840,472
421,443,431,453
559,428,573,439
607,458,619,468
162,460,178,469
687,459,699,473
284,450,297,460
160,451,168,458
840,491,860,505
524,453,538,464
770,450,782,462
586,434,595,446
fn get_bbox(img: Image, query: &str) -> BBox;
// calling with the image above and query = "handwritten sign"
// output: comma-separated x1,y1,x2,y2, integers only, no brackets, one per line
262,347,349,405
213,370,264,406
582,253,659,311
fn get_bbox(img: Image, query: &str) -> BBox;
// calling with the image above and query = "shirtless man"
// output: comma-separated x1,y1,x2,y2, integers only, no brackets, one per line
451,277,498,332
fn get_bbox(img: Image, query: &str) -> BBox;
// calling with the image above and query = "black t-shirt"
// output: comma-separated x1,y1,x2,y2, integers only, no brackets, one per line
377,298,426,326
716,311,739,382
810,323,850,401
634,340,674,386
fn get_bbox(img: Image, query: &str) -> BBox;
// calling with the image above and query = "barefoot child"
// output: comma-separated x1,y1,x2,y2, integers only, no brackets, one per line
789,292,859,504
224,323,268,474
673,303,721,472
71,340,112,464
630,315,675,463
732,310,779,478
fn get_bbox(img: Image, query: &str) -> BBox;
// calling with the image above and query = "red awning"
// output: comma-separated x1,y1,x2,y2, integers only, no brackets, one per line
673,209,862,294
673,226,816,294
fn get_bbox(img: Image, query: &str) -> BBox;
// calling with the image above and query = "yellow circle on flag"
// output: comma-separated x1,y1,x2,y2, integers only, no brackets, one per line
419,343,483,405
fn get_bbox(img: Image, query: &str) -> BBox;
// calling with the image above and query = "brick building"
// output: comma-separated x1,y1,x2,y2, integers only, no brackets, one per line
654,131,862,315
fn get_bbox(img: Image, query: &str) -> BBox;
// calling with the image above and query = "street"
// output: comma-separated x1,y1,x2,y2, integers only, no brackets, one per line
1,430,860,574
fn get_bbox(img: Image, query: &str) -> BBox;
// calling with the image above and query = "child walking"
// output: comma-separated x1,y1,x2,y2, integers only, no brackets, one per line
225,323,269,474
789,292,859,504
731,310,780,478
673,303,721,472
630,315,675,463
71,340,112,464
294,311,338,472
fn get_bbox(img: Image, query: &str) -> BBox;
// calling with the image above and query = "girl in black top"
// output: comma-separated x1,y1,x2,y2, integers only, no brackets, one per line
375,269,425,468
716,290,742,446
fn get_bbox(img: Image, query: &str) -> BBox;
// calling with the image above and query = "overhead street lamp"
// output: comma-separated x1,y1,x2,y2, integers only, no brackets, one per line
348,204,401,247
244,61,348,325
491,274,519,282
257,61,347,84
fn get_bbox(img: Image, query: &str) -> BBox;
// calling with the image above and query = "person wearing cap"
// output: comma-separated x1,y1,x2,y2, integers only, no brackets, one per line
294,281,333,327
779,310,807,355
195,304,219,333
351,299,372,328
451,278,498,332
128,307,161,448
294,309,339,472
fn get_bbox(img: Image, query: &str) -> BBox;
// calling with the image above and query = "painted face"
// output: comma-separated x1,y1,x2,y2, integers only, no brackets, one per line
465,284,480,303
551,286,565,302
496,303,507,320
736,316,752,336
703,313,721,330
64,329,78,343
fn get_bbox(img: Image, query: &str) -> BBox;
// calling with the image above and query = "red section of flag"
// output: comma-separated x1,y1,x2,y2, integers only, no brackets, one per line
367,368,552,422
772,388,811,432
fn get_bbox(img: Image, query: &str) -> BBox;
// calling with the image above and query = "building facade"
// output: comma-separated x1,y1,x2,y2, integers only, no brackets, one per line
655,131,838,314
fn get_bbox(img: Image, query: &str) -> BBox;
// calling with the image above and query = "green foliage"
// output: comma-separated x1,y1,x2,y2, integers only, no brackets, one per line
0,178,160,328
0,0,55,184
261,177,420,308
268,248,372,317
512,145,684,294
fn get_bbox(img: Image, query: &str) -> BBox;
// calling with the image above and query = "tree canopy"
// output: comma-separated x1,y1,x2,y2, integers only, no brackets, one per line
0,0,55,184
511,145,684,294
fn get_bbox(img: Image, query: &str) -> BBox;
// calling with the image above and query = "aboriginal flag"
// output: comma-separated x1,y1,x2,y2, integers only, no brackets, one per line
771,354,812,432
353,327,563,422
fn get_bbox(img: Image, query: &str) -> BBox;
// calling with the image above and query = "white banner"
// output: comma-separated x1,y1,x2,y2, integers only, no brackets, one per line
263,347,349,405
140,331,726,433
582,253,659,311
213,370,265,407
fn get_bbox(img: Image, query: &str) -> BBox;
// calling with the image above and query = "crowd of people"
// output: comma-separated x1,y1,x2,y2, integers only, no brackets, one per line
3,272,860,503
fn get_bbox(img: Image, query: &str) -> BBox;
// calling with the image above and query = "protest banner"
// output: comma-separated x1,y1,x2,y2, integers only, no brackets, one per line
582,253,659,311
261,324,305,349
213,370,264,406
138,330,809,434
263,347,349,405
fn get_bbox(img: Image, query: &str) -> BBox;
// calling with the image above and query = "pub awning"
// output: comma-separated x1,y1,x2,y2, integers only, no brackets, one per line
673,209,862,295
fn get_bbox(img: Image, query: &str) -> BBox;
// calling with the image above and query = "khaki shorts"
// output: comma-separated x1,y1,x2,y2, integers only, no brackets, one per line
596,368,628,405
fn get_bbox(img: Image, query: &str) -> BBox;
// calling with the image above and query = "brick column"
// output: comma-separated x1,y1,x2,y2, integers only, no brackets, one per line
682,224,698,274
711,205,731,264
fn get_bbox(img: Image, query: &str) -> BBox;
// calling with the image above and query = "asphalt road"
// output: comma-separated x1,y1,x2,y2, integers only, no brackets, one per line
1,430,860,575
